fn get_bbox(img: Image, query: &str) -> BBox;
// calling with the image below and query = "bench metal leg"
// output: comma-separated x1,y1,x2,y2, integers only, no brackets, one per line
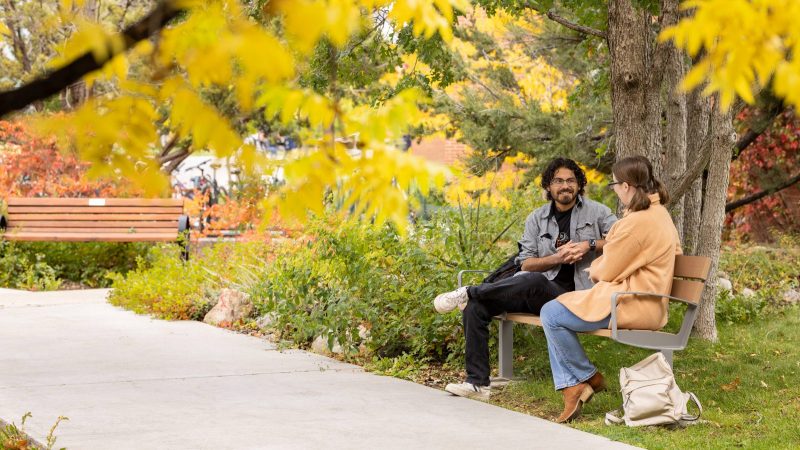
498,319,514,380
660,349,673,369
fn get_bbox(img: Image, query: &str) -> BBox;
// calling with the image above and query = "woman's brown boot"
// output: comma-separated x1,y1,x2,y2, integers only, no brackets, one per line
556,383,594,423
585,371,607,393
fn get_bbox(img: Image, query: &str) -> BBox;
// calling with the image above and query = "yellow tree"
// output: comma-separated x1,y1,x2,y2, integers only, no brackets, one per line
0,0,468,233
661,0,800,111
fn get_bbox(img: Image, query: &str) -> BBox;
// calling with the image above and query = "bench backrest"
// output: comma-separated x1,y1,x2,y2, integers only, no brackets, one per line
670,255,713,304
1,198,186,241
669,254,712,345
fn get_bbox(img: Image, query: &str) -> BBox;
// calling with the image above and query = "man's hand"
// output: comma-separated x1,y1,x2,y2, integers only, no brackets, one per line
558,241,590,264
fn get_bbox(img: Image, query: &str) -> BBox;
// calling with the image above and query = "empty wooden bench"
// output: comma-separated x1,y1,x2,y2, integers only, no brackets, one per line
0,198,191,259
457,254,712,379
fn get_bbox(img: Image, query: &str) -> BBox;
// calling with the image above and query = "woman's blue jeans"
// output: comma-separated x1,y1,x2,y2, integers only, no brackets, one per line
540,300,610,390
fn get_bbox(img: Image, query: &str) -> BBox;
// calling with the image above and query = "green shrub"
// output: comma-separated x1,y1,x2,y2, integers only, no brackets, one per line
715,235,799,323
719,235,800,298
107,245,215,320
0,242,61,291
107,241,272,320
248,200,525,364
249,219,461,362
715,289,769,324
0,240,151,289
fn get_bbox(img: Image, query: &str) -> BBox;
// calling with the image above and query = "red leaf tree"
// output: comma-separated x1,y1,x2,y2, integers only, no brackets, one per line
728,110,800,241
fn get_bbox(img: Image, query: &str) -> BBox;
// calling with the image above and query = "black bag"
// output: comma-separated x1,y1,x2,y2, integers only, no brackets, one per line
482,244,522,283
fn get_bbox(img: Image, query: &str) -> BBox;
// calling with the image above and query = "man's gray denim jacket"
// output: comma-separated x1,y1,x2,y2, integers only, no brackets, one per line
514,195,618,291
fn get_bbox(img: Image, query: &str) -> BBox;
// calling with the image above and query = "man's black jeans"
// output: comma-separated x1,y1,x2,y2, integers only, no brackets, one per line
463,272,568,387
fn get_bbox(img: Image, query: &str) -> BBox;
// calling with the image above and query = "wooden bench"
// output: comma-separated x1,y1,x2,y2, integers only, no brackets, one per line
457,254,712,379
0,198,191,259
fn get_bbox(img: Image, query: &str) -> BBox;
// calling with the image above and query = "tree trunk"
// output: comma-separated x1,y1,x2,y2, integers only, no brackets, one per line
692,100,734,341
607,0,662,169
664,34,687,240
683,88,710,253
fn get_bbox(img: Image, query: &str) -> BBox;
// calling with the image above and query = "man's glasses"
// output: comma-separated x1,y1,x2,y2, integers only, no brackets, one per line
551,178,578,186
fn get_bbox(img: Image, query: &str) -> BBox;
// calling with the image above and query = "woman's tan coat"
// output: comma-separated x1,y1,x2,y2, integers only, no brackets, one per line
557,194,681,330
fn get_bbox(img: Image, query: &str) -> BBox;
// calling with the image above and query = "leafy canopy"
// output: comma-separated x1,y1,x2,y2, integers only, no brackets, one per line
28,0,469,233
661,0,800,110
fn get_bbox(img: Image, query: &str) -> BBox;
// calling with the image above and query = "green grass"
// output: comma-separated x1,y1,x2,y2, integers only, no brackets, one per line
488,307,800,449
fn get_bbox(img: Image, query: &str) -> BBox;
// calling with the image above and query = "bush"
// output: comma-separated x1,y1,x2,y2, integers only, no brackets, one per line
0,242,61,291
716,235,800,322
715,289,769,324
719,235,799,297
107,241,273,320
0,241,152,289
248,198,527,364
249,218,460,362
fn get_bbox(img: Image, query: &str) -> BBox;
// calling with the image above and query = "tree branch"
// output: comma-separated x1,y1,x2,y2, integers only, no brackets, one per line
732,103,786,160
160,145,192,174
725,172,800,213
669,101,717,202
544,11,606,39
0,0,184,118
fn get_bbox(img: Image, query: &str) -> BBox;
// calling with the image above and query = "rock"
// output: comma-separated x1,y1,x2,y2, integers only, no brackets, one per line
716,271,730,280
358,324,371,341
741,288,756,298
203,288,253,327
311,335,330,355
783,289,800,305
256,312,277,330
717,278,733,292
311,334,344,355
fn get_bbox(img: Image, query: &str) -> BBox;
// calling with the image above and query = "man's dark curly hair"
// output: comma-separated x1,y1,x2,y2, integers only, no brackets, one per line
540,157,587,201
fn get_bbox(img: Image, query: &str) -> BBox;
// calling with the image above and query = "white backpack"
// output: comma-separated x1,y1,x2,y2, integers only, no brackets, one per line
605,352,702,427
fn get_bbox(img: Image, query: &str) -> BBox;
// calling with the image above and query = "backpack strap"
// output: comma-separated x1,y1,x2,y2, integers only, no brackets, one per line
604,409,625,426
680,392,703,422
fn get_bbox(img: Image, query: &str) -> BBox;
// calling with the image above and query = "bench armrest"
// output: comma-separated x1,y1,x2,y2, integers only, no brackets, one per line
609,291,695,340
457,269,492,288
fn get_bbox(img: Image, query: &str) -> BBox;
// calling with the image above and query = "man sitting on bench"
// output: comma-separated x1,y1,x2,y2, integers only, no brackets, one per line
433,157,618,401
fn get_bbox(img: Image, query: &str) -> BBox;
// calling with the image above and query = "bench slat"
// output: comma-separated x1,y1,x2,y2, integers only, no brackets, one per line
674,255,712,280
8,214,182,221
9,228,178,234
8,206,184,214
5,198,183,207
504,313,612,337
2,232,179,242
8,220,179,228
669,279,705,304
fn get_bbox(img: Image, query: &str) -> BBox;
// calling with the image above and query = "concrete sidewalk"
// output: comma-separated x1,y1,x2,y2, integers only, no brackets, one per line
0,288,637,449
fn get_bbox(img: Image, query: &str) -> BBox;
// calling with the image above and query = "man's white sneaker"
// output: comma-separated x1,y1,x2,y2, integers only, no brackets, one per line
433,286,469,313
445,382,491,401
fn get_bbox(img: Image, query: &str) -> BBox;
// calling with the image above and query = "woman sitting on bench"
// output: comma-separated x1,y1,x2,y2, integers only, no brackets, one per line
540,155,682,423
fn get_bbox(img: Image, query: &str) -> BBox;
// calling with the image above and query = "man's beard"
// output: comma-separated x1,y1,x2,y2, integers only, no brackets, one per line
554,189,576,205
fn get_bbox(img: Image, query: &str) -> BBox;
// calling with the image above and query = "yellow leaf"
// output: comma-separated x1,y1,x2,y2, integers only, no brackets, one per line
681,61,710,91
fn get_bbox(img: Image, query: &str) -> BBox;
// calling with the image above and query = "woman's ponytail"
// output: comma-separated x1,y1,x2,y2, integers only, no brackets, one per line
612,155,669,212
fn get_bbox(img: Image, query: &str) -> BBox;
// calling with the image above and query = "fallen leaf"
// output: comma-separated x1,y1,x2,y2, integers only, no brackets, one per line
760,380,769,388
721,378,740,391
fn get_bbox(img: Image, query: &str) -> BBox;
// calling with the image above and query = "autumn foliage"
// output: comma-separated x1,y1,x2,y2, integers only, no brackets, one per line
0,120,141,199
727,110,800,241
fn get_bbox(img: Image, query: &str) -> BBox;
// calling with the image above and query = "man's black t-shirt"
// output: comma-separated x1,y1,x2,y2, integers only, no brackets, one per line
552,206,575,291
